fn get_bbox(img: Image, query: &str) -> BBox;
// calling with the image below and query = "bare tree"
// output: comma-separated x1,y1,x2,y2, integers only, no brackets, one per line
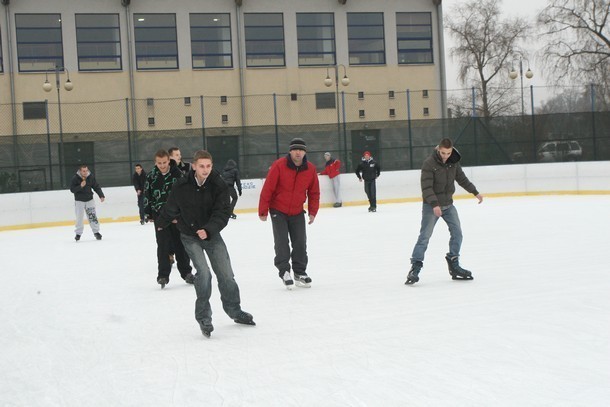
538,0,610,108
447,0,530,117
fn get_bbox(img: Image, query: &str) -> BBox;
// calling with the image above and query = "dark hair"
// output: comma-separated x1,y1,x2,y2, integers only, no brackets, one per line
135,163,142,168
168,147,180,155
193,150,213,162
79,164,88,169
155,149,169,159
439,138,453,149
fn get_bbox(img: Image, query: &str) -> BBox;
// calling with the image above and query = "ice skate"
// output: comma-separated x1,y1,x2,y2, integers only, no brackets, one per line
281,271,294,290
294,272,312,288
157,277,169,289
233,311,256,326
333,202,342,208
198,321,214,338
445,255,474,281
405,261,423,285
75,234,81,242
230,213,237,219
94,232,102,240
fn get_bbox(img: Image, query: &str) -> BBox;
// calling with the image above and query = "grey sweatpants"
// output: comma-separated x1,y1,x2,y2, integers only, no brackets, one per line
330,176,342,203
75,200,100,235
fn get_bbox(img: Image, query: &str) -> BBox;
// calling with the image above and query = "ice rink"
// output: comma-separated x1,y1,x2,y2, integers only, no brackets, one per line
1,195,609,406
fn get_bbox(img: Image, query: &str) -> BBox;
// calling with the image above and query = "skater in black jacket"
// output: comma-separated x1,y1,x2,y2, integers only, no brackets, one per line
220,159,242,219
355,151,381,212
159,150,255,338
132,164,147,224
144,149,194,288
69,164,105,241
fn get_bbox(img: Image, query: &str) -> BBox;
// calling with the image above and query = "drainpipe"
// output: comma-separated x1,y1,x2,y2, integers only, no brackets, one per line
3,1,19,166
235,0,246,130
122,0,137,152
433,0,447,120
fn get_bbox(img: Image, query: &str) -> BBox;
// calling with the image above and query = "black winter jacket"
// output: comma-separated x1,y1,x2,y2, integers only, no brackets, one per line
221,159,242,194
132,170,146,192
159,170,231,239
355,157,381,181
69,170,104,202
420,148,479,207
143,165,184,219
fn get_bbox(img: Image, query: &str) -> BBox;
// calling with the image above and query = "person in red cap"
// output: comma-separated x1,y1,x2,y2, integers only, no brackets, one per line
319,152,342,207
258,137,320,290
355,151,381,212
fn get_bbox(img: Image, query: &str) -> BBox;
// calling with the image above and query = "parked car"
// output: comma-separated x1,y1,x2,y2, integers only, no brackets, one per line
537,140,583,162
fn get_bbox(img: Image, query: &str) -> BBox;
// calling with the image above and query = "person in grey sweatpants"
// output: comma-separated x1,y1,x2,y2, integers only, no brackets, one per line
69,164,105,241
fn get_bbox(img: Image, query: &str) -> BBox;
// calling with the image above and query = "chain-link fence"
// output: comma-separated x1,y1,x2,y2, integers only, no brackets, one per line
1,86,609,193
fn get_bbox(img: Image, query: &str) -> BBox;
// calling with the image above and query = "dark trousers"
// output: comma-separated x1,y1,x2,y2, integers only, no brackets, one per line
228,187,238,214
364,180,377,208
136,193,146,221
154,222,192,280
270,209,308,275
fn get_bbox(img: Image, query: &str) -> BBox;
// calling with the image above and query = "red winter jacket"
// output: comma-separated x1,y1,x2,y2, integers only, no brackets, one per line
320,158,341,179
259,155,320,217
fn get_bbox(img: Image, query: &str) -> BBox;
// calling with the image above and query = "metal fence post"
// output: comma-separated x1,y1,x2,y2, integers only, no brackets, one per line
125,98,133,174
273,93,279,158
341,90,348,172
471,87,478,165
45,100,54,190
530,85,536,161
590,83,597,160
200,95,207,150
407,89,413,169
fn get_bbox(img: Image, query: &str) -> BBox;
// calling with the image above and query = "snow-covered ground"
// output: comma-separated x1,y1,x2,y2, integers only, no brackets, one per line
1,195,608,406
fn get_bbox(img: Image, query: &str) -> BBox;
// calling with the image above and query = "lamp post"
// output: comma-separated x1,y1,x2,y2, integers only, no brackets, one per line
43,66,73,188
324,64,350,168
509,58,533,116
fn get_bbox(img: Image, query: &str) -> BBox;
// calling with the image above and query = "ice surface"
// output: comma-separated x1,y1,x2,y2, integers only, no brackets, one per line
1,195,609,406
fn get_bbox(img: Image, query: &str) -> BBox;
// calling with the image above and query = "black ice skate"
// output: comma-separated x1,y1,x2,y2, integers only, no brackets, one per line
75,234,81,242
445,255,474,281
405,261,423,285
294,272,312,288
184,273,195,284
94,232,102,240
281,271,294,290
157,277,169,289
198,321,214,338
230,213,237,219
233,311,256,326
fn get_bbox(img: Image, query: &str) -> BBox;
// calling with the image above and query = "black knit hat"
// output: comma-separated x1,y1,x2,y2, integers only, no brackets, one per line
289,137,307,151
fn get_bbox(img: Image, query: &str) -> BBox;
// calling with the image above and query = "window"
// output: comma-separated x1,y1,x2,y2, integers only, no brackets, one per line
422,89,429,98
75,14,121,71
315,92,335,109
148,117,155,126
359,109,366,118
244,13,285,67
134,14,178,70
190,13,232,69
185,116,192,125
388,90,395,99
396,13,433,64
220,95,227,104
23,102,47,120
347,13,385,65
222,114,229,123
184,97,191,105
423,107,429,116
389,108,396,117
291,93,298,101
15,14,64,72
296,13,335,66
358,91,364,100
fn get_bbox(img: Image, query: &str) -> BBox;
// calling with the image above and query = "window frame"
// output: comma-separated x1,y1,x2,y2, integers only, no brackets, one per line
296,12,336,67
396,12,433,65
190,13,233,69
75,13,122,72
15,13,64,73
347,12,386,66
244,13,286,68
134,13,179,71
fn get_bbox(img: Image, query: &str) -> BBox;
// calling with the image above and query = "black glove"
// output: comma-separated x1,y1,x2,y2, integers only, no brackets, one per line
238,190,242,196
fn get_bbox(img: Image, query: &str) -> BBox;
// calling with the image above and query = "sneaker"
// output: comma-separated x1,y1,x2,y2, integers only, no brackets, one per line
294,272,312,288
74,234,81,242
184,273,195,284
94,232,102,240
281,271,294,290
233,311,256,326
157,277,169,289
198,321,214,338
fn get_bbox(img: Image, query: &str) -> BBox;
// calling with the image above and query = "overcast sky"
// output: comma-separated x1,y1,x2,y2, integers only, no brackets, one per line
442,0,550,91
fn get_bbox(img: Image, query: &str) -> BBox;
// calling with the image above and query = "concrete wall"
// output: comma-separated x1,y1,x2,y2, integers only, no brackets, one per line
2,161,610,231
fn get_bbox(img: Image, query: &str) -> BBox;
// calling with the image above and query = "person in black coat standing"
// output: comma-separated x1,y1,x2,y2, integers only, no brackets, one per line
70,164,105,241
158,150,255,338
132,164,147,225
220,159,242,219
355,151,381,212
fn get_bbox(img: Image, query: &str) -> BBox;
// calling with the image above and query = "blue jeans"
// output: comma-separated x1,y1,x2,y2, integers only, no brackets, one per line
410,203,463,263
181,234,242,327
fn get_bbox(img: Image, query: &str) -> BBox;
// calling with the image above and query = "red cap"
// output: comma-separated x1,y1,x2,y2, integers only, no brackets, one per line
363,151,371,156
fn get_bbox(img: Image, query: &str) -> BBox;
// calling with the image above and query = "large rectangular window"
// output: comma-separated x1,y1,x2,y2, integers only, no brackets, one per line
297,13,335,66
190,13,232,69
75,14,121,71
244,13,285,67
134,14,178,70
397,13,433,64
347,13,385,65
15,14,63,72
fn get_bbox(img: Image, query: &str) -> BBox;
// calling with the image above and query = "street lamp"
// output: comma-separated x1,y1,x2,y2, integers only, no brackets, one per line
43,66,73,188
509,57,533,116
324,64,350,168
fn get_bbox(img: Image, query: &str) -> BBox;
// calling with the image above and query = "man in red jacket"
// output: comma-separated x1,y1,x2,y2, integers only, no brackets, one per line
319,152,342,207
259,138,320,290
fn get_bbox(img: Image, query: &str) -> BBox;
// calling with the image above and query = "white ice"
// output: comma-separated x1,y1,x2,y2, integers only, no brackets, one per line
1,195,609,406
